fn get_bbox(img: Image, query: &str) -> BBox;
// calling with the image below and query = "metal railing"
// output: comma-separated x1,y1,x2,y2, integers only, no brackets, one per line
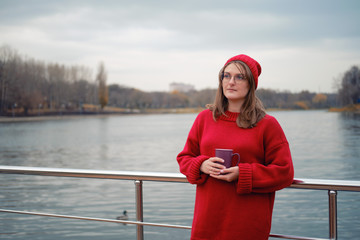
1,165,360,240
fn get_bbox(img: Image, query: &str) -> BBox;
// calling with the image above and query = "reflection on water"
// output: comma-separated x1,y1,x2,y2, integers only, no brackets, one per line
270,111,360,239
271,111,360,180
338,113,360,178
0,111,359,239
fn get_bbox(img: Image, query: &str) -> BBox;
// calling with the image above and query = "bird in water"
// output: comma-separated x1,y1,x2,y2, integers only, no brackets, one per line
116,210,129,221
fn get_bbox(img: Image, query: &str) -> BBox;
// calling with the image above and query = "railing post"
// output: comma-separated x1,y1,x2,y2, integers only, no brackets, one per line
328,190,337,240
135,180,144,240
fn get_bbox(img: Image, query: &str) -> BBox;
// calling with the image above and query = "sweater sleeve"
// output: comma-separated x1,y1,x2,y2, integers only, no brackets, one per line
237,116,294,194
177,112,210,185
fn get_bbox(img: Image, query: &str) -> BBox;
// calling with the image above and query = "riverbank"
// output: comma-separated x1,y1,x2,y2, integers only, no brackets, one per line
328,104,360,114
0,114,116,123
2,105,359,123
0,107,204,123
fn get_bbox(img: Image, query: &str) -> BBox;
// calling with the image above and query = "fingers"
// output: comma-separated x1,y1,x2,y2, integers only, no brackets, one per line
210,173,227,181
211,172,233,182
208,157,224,165
219,167,232,174
208,157,225,175
200,158,225,175
211,166,239,182
209,166,222,176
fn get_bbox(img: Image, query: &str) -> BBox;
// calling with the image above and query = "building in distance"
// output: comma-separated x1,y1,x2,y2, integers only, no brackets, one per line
169,82,195,93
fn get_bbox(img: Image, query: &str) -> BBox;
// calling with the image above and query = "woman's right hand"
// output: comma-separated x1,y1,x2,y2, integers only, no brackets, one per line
200,157,226,176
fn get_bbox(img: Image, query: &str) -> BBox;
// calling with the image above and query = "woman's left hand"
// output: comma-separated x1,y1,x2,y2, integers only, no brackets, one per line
211,166,239,182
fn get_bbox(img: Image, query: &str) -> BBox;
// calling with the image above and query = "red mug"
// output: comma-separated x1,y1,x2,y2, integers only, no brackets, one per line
215,149,240,168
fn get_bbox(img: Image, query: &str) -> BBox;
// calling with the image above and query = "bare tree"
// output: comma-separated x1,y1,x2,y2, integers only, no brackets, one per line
96,62,108,109
0,45,19,114
337,66,360,106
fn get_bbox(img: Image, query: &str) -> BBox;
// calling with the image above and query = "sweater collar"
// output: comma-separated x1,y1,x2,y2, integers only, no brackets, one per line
219,111,239,122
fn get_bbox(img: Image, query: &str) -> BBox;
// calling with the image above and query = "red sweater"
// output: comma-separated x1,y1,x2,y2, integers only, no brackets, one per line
177,110,294,240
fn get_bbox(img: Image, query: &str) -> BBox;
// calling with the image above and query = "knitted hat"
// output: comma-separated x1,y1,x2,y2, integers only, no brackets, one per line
224,54,262,89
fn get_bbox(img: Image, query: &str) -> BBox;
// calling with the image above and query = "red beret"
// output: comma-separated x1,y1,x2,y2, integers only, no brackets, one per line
224,54,262,89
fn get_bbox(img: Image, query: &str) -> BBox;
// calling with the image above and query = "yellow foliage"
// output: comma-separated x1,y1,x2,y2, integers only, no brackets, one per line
312,93,327,104
295,101,310,110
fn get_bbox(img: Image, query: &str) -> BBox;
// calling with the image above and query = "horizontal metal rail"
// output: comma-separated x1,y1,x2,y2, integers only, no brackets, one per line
0,208,191,229
0,165,188,182
1,165,359,190
1,165,360,240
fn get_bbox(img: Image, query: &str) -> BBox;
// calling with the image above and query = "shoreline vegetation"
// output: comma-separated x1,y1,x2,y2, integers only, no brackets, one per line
2,45,359,122
328,104,360,113
1,104,359,123
0,105,204,122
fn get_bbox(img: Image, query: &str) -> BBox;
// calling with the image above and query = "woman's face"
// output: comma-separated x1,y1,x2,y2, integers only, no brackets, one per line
222,63,250,108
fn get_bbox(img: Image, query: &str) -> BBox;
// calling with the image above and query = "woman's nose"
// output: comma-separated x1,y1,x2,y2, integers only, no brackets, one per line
228,77,236,84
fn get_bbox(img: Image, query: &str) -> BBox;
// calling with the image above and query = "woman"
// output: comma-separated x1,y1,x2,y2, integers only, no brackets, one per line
177,54,294,240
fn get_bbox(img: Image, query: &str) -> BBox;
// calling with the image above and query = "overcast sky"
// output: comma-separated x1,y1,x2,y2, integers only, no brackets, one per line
1,0,359,93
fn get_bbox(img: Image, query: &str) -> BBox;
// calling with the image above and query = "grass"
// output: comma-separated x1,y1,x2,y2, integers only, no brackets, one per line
328,104,360,113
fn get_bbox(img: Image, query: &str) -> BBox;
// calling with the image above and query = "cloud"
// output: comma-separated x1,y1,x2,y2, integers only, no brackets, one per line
1,0,359,93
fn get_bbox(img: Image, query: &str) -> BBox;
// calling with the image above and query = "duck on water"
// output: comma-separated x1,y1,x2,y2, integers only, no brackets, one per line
116,210,129,221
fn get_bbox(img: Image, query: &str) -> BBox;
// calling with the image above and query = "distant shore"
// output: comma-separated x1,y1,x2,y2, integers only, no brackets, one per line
328,104,360,114
0,114,115,123
1,105,359,123
0,107,204,123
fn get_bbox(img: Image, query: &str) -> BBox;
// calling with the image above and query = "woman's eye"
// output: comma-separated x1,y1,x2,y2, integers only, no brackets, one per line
223,74,231,79
235,74,246,80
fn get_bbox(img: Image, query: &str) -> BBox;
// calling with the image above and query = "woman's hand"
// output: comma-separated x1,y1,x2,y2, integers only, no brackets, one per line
211,166,239,182
200,157,226,176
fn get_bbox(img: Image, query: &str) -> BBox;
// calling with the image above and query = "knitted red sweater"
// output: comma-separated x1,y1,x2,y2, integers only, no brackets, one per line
177,109,294,240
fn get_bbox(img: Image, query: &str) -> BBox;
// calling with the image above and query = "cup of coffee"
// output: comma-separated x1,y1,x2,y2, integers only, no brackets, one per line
215,149,240,168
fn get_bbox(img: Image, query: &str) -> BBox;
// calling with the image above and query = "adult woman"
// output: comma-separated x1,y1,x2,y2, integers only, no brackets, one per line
177,54,294,240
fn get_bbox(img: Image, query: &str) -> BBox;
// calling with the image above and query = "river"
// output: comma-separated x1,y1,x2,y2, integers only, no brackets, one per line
0,110,359,239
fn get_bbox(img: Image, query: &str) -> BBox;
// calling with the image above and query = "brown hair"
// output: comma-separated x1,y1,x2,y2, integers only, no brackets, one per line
207,61,266,128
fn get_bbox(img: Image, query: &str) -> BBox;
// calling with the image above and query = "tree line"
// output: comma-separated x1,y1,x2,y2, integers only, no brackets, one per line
1,45,358,116
0,45,110,116
107,85,339,110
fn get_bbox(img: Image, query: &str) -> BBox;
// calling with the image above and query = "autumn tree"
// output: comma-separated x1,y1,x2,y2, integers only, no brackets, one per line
97,62,108,110
312,93,328,108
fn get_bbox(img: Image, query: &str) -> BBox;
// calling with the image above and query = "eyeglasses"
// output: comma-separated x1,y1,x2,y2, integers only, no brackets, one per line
221,73,247,83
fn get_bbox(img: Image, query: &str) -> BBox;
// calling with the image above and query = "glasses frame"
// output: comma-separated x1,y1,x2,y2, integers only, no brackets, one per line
221,72,247,84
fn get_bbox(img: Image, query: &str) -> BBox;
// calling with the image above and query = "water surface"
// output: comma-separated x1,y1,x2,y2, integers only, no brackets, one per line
0,110,359,239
